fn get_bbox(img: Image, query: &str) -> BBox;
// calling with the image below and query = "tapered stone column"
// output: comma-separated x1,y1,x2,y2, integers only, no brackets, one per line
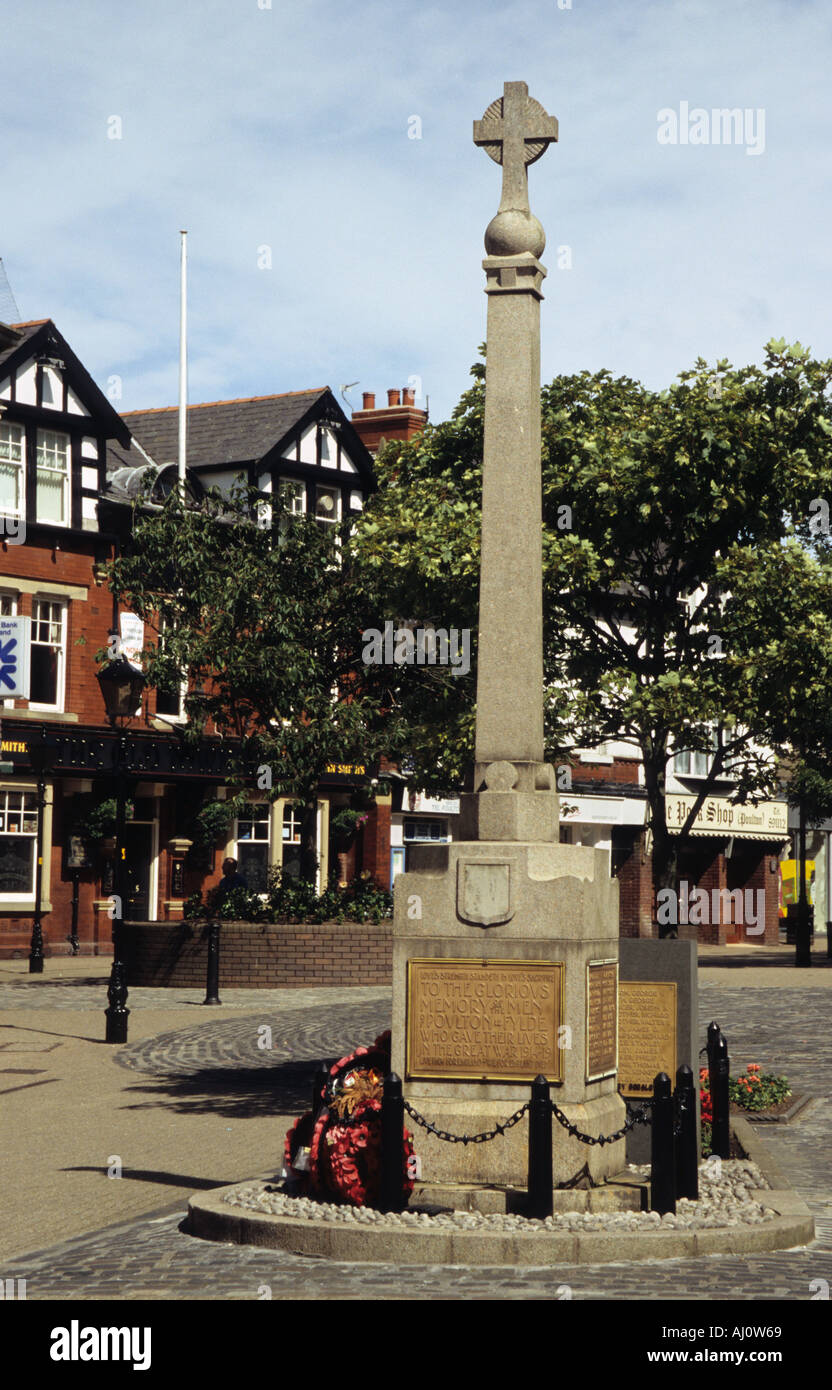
392,83,626,1191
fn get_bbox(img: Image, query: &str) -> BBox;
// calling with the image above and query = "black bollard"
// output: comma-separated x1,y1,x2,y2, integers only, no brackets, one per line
650,1072,676,1215
379,1072,406,1213
711,1033,731,1159
311,1061,330,1118
105,960,130,1044
706,1020,721,1068
675,1065,699,1200
203,920,221,1005
526,1074,553,1220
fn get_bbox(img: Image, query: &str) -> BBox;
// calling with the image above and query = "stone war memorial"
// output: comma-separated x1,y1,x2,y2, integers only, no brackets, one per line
391,80,626,1190
188,83,813,1265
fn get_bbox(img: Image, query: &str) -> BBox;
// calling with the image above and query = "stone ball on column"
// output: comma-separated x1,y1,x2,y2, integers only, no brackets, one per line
484,209,546,258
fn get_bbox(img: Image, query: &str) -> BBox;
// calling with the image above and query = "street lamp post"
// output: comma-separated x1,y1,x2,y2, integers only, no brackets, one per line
97,650,145,1044
795,797,812,969
27,728,53,975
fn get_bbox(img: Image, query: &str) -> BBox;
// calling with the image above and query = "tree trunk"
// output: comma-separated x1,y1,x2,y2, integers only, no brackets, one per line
642,740,679,937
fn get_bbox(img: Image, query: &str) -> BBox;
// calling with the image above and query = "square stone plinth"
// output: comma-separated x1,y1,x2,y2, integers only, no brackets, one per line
392,839,626,1186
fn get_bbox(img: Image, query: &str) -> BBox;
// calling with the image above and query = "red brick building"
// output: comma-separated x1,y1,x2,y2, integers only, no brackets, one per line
560,745,785,946
0,315,424,959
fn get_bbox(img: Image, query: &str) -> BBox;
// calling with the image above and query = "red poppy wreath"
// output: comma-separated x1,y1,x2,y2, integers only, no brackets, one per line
284,1030,415,1208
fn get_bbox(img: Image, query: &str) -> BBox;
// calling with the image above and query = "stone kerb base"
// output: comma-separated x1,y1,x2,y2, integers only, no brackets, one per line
186,1120,814,1265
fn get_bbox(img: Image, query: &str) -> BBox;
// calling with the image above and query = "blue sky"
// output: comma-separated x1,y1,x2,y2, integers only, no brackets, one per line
2,0,830,422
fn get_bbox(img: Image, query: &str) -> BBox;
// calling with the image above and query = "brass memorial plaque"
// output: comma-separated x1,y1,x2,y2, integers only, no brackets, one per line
406,958,564,1083
586,960,618,1081
618,981,677,1098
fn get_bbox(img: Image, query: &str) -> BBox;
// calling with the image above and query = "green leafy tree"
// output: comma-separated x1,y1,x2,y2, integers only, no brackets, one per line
354,341,832,909
106,482,409,883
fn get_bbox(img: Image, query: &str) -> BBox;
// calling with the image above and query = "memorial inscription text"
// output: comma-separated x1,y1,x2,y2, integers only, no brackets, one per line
406,958,563,1082
618,980,677,1097
586,960,618,1081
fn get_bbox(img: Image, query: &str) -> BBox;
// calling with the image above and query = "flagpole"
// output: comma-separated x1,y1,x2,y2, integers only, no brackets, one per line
178,230,187,498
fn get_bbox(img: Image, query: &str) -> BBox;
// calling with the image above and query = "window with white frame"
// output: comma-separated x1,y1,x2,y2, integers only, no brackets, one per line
36,429,70,525
29,599,66,709
673,726,719,778
281,802,302,879
404,818,449,843
0,790,39,899
155,617,186,720
314,485,339,529
277,478,306,538
235,803,270,892
0,423,25,516
279,479,306,516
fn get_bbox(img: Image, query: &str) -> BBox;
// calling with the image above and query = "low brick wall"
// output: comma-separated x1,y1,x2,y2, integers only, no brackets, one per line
122,920,393,989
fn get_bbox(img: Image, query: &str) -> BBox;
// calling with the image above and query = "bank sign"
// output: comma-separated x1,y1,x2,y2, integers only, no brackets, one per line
0,616,30,699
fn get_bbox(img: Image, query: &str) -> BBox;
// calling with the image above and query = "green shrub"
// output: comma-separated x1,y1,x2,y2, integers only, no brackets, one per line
181,868,393,924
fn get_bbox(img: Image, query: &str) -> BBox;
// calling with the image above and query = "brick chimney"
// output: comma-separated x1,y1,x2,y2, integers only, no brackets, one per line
351,386,428,455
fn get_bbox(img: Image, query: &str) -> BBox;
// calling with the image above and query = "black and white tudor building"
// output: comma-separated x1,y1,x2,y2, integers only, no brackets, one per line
107,387,376,530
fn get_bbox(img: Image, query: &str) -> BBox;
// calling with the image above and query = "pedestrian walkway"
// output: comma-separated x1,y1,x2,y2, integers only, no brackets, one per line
1,953,830,1298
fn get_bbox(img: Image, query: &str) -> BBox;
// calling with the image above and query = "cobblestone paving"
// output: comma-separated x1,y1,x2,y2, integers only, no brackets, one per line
2,979,831,1298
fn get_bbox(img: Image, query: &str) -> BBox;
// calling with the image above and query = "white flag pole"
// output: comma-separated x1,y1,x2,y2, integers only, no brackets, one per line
178,230,187,497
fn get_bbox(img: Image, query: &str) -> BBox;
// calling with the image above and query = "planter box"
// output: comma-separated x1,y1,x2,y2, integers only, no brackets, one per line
122,919,393,989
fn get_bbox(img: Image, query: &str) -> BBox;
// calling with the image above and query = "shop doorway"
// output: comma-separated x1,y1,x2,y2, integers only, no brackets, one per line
124,823,154,920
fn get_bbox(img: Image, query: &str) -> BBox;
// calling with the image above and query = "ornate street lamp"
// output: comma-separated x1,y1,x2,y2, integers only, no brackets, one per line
97,656,147,721
97,646,146,1043
27,727,53,974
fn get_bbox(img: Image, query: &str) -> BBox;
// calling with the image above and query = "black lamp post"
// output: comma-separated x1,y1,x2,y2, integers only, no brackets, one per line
97,650,146,1043
795,797,812,968
27,727,53,974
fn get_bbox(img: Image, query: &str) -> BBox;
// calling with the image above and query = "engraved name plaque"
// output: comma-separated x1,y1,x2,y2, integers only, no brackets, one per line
618,980,677,1098
586,959,618,1082
406,958,564,1083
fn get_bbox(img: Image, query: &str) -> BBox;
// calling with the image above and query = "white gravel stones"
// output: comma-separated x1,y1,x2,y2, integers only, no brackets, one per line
222,1160,775,1233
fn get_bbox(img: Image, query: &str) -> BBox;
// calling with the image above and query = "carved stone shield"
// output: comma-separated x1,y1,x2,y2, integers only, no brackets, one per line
456,859,514,927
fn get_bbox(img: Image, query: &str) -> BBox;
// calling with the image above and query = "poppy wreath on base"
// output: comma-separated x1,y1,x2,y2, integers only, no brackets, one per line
284,1030,415,1208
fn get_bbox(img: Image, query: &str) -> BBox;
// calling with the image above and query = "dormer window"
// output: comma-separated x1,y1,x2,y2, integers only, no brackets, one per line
0,423,24,516
36,429,70,525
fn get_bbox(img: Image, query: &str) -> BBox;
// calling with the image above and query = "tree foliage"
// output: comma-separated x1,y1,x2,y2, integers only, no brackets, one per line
106,483,410,881
354,341,832,893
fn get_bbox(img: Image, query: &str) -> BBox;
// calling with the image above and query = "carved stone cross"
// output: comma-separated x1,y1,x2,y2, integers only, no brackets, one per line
473,81,558,216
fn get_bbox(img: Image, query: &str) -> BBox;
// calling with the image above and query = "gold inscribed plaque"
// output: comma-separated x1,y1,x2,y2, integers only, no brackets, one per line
406,958,564,1083
618,981,677,1098
586,960,618,1081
